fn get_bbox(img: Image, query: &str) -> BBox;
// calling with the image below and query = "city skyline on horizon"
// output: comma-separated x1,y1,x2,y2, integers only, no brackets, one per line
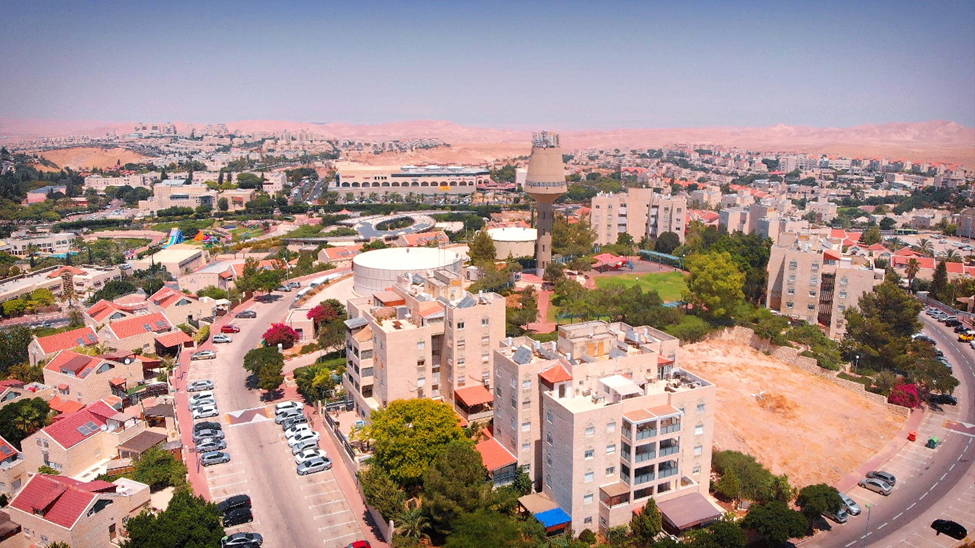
1,1,973,129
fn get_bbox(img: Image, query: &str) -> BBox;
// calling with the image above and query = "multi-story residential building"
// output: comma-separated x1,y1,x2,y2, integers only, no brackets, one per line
719,192,754,209
28,326,99,366
42,350,148,407
956,208,975,239
231,171,287,194
146,286,216,327
485,321,719,536
84,173,159,193
317,245,363,269
718,208,749,234
0,380,55,413
687,186,721,209
4,230,77,257
766,232,881,339
0,435,27,499
7,475,150,547
591,190,686,246
52,265,124,302
805,198,838,224
756,217,810,243
84,298,150,328
343,270,506,419
331,165,490,196
128,244,208,277
177,260,239,295
137,179,215,215
97,312,191,354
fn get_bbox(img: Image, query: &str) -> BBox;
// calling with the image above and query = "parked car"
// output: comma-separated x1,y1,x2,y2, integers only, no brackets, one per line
346,541,372,548
276,286,291,292
297,456,332,475
223,507,253,527
280,416,308,430
200,451,231,466
217,494,251,514
287,430,320,447
194,421,222,433
191,350,217,361
213,334,234,344
953,325,969,334
197,438,227,452
275,409,303,425
957,333,973,342
838,492,861,516
858,477,892,496
944,319,962,327
288,281,301,289
190,398,217,411
275,401,303,415
931,519,968,540
235,310,257,319
866,470,896,486
192,405,219,419
190,391,214,403
823,507,849,524
294,448,328,465
192,429,225,443
929,393,958,405
290,438,319,455
221,324,241,333
222,532,264,547
284,424,312,438
187,380,214,392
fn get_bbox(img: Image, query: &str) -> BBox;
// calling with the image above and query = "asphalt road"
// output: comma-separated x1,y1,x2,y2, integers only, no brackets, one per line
180,287,366,547
807,315,975,547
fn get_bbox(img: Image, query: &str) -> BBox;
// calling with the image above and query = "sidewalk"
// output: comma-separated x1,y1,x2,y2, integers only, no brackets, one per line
834,407,925,493
526,289,556,334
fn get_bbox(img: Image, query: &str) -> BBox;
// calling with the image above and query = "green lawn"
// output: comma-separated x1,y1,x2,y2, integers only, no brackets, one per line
594,271,687,302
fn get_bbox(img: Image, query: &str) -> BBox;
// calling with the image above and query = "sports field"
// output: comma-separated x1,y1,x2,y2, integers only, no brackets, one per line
593,271,687,302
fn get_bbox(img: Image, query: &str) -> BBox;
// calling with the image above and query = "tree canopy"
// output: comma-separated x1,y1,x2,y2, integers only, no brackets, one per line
132,447,187,491
552,214,595,257
741,501,808,546
795,483,843,521
468,230,497,265
630,499,663,545
122,488,225,548
683,251,745,321
422,440,492,535
654,231,681,254
0,397,52,450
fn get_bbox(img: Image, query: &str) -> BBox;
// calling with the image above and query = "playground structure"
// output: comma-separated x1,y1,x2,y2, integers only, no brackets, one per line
163,228,184,247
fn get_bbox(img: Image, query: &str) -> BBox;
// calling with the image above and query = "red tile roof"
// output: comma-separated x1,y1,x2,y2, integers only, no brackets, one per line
155,330,193,348
321,245,363,261
148,286,198,309
48,396,85,415
9,475,102,529
44,350,104,379
399,231,449,247
475,437,517,471
866,244,890,252
107,312,172,340
823,250,842,262
0,435,19,460
41,401,116,449
46,266,87,279
539,364,573,385
454,384,494,407
894,248,921,257
86,299,146,323
34,327,99,355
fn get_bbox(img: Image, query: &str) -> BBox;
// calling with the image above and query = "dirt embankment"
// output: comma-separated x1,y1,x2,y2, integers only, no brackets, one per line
679,338,906,488
38,147,150,170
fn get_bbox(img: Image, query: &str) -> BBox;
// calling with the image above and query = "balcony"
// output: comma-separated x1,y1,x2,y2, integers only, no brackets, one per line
635,448,656,463
660,421,680,435
634,467,655,485
659,444,679,457
635,427,657,441
658,464,678,479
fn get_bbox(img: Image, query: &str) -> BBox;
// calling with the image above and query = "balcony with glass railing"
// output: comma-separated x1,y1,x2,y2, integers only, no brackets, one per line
634,465,655,485
658,461,679,479
634,446,656,463
659,439,679,457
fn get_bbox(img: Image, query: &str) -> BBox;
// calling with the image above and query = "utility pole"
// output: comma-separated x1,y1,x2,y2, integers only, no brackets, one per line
861,503,872,548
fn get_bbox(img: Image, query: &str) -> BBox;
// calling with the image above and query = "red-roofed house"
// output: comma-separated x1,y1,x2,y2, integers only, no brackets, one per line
6,474,149,547
0,434,27,499
28,326,99,366
0,382,56,414
97,312,177,354
475,437,519,487
317,244,364,269
42,350,146,407
394,231,450,248
21,400,143,479
146,286,214,327
84,299,148,327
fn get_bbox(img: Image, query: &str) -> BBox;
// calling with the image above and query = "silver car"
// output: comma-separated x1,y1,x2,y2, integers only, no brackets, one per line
296,456,332,475
187,380,214,392
191,350,217,360
200,451,231,466
212,334,233,344
275,409,303,424
839,493,861,516
858,477,892,496
290,438,319,455
196,438,227,452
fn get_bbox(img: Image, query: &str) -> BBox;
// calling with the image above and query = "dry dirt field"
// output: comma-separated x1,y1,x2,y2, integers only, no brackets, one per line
38,147,150,170
678,338,906,488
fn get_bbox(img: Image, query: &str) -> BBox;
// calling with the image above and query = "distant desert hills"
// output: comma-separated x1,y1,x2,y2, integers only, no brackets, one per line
2,118,973,166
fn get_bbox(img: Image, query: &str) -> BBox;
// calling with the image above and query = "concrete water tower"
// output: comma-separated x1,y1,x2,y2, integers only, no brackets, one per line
524,131,568,276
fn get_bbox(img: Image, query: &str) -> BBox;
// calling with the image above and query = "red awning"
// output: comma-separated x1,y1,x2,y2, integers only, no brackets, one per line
57,384,68,391
109,377,126,386
454,384,494,407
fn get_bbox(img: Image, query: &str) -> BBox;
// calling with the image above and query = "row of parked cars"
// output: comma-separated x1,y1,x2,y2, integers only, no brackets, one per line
274,401,334,475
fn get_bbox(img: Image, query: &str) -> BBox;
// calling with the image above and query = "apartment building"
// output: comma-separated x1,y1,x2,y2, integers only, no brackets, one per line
4,231,77,257
42,350,147,407
146,286,215,327
28,326,99,366
97,312,190,354
591,189,686,246
7,475,150,547
137,179,215,215
51,265,123,301
766,233,881,339
804,198,838,224
177,260,239,295
687,186,722,209
317,245,363,269
231,171,287,194
331,165,489,196
129,244,208,277
84,173,159,193
0,435,27,499
343,270,506,419
486,321,719,536
718,208,749,234
756,217,809,244
84,299,150,328
956,208,975,239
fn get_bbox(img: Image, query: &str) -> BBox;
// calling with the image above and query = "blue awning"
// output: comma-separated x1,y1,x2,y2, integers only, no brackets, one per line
534,507,571,529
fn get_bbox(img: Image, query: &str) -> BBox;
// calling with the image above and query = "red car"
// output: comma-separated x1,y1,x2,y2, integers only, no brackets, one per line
346,542,371,548
220,325,240,334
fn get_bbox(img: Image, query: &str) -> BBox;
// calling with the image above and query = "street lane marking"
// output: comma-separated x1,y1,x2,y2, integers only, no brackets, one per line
212,480,247,489
920,492,927,499
323,532,358,544
207,471,244,480
949,463,956,470
893,512,903,520
878,522,887,529
907,503,917,510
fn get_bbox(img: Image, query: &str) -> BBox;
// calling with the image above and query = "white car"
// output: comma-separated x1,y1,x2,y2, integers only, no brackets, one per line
297,456,332,475
284,424,312,438
294,448,328,465
287,430,320,447
190,391,214,403
274,401,303,416
190,398,216,411
192,405,219,419
187,380,213,392
212,334,233,344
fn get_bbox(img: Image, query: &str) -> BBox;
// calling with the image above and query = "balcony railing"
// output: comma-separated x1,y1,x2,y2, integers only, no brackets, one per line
659,445,679,457
660,423,680,435
634,472,655,485
635,450,656,463
658,467,678,479
635,428,657,441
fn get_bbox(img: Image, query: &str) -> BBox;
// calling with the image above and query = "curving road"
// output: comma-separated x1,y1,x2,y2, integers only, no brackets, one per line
806,315,975,547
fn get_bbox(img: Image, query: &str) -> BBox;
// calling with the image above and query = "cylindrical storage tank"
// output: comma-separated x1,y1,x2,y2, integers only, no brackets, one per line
352,247,464,295
487,227,538,260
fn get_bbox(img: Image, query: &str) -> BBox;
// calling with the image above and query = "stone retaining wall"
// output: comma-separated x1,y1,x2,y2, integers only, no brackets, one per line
706,326,911,418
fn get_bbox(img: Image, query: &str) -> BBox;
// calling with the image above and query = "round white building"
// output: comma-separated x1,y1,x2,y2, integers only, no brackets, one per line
487,227,538,260
352,247,465,295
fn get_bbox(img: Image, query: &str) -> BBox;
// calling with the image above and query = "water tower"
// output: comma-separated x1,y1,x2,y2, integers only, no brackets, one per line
524,131,568,276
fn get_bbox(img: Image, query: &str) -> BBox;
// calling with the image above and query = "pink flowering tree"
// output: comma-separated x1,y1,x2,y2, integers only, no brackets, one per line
263,323,300,349
307,303,340,325
888,383,921,408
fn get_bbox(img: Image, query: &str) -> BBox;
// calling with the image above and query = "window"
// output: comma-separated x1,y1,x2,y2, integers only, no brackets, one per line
694,444,703,456
606,466,616,476
584,517,593,525
607,421,616,433
808,304,816,310
546,410,553,423
522,379,531,389
456,321,465,330
547,453,553,465
839,291,848,299
606,443,616,454
809,289,817,297
788,275,796,283
695,424,705,435
482,353,490,363
585,449,594,459
584,494,594,504
693,465,702,474
584,471,594,483
546,433,553,445
522,421,531,432
786,301,794,308
585,425,595,436
417,341,425,350
787,288,795,295
696,403,705,413
522,442,531,452
789,261,798,270
482,317,490,326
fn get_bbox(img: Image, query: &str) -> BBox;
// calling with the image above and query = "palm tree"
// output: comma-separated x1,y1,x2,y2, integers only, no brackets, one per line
918,238,934,257
906,258,920,290
394,506,430,541
945,249,961,263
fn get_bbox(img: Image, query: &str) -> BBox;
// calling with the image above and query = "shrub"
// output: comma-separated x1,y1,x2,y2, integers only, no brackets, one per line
889,383,921,408
194,325,210,345
299,343,320,355
665,315,714,343
263,323,300,348
578,529,597,545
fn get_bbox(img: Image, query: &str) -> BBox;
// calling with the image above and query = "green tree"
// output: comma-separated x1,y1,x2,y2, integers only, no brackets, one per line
358,465,407,521
255,360,285,393
930,260,949,303
132,447,187,491
444,509,542,548
630,498,663,545
422,440,492,535
217,197,229,212
860,225,882,245
879,217,897,230
654,231,681,255
842,279,922,373
0,325,32,375
0,397,52,450
468,230,497,265
365,399,469,489
683,251,745,322
543,262,565,284
741,501,808,546
395,504,431,542
715,468,741,501
795,483,843,522
122,488,224,548
616,232,635,248
87,279,139,304
685,518,747,548
552,214,595,257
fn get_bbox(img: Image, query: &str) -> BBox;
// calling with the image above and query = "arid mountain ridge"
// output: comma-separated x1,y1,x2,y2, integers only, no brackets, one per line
2,118,973,165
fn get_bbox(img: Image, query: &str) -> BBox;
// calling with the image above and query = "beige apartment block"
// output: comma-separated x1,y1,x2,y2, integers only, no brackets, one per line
146,286,216,327
719,208,750,234
129,244,208,277
343,270,505,419
0,435,27,499
84,173,159,193
331,165,489,196
591,190,686,246
766,233,881,339
489,321,719,536
137,179,216,215
42,350,146,407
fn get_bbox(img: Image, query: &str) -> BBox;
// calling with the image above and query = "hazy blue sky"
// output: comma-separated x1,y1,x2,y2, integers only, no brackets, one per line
1,0,973,128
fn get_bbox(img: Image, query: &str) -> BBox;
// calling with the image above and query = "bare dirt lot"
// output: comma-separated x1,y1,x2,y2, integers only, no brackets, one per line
38,147,150,170
678,338,906,488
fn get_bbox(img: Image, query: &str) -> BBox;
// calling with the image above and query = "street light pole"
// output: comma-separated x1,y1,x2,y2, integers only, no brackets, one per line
861,503,872,548
854,354,860,375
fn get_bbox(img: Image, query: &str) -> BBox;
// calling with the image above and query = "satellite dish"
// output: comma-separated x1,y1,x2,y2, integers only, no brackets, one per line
99,424,109,432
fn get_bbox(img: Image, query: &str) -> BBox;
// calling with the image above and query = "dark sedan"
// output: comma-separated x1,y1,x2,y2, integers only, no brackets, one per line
931,519,967,540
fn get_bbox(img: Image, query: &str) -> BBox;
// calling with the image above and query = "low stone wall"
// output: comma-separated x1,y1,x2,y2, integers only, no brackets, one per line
706,326,911,418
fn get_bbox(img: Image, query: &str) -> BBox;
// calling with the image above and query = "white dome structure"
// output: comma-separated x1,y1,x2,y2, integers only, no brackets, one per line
352,247,464,295
487,227,538,260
